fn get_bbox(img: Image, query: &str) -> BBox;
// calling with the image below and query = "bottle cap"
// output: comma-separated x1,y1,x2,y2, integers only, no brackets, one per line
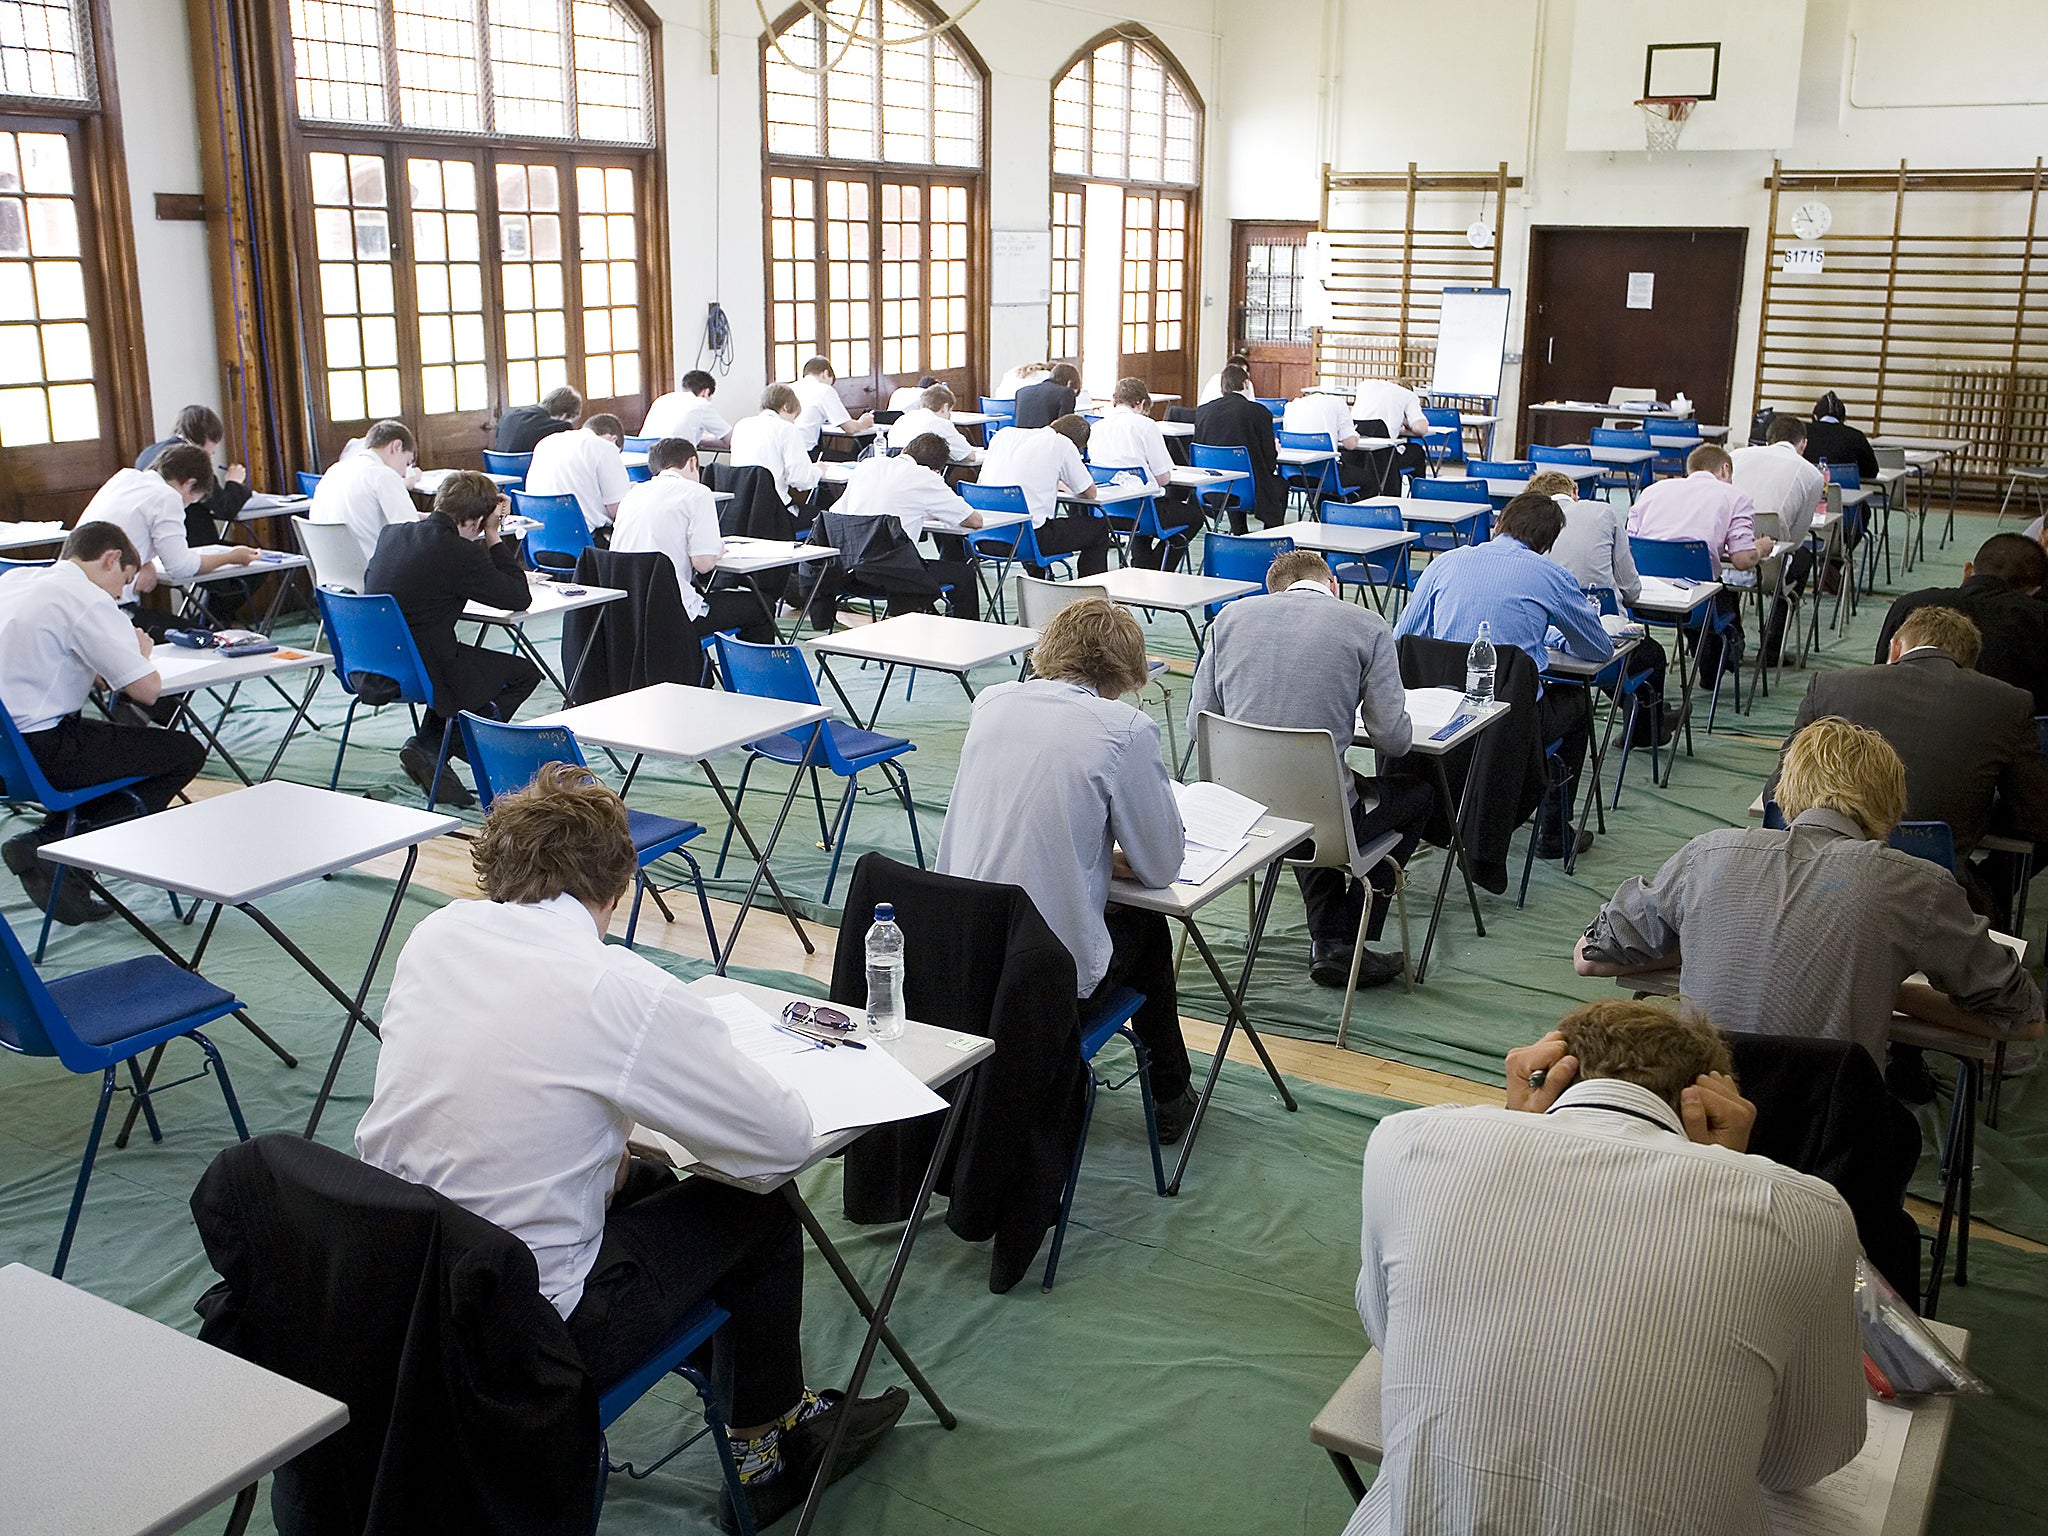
875,903,894,922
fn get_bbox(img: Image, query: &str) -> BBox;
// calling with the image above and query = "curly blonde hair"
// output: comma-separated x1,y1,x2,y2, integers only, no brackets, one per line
1777,715,1907,841
471,762,637,908
1032,597,1150,697
1557,998,1733,1111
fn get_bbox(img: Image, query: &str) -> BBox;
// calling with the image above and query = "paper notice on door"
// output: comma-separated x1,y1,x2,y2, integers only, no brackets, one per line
1627,271,1655,309
1762,1398,1911,1535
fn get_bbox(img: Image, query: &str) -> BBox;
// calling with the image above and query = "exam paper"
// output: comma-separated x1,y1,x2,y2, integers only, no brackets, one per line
1170,780,1265,885
706,991,947,1136
1762,1398,1910,1535
1403,686,1475,738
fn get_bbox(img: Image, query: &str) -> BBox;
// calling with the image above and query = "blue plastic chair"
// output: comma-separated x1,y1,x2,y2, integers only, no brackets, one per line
1086,463,1184,570
1189,442,1255,529
1321,501,1410,613
1649,416,1702,477
1584,586,1663,809
481,450,531,489
1628,536,1742,732
976,397,1017,426
593,1298,756,1533
712,637,923,903
1468,460,1537,503
0,700,148,963
1276,428,1352,510
314,587,460,807
1202,533,1289,622
296,470,323,499
458,714,720,958
1529,443,1592,465
1407,476,1492,552
1255,397,1289,419
1591,427,1655,497
622,435,661,454
0,556,52,573
1419,406,1464,469
1041,985,1166,1291
0,911,248,1276
508,489,590,571
960,481,1070,619
1889,820,1958,874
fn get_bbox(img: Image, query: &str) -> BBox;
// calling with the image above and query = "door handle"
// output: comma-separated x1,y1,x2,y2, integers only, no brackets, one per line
1546,337,1554,365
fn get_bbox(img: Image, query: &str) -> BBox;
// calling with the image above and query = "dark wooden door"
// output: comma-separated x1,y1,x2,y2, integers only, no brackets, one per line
1231,220,1314,399
1519,227,1746,446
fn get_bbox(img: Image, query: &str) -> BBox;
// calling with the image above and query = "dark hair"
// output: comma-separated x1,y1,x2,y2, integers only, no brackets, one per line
433,469,501,527
173,404,225,446
917,375,939,389
1973,532,2048,591
1220,364,1250,394
801,355,834,379
1049,413,1091,453
1049,363,1082,390
648,436,698,475
1813,391,1848,422
903,432,952,473
680,369,717,395
63,522,140,568
1497,491,1566,552
366,419,415,452
584,412,624,442
1764,414,1807,447
542,386,583,417
153,442,214,490
1225,353,1249,369
1112,376,1149,408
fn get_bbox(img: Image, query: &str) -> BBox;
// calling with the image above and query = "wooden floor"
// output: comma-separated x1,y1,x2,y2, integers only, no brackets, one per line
182,773,2048,1254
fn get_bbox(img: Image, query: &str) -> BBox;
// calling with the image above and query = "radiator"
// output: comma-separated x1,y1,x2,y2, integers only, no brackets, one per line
1934,366,2048,477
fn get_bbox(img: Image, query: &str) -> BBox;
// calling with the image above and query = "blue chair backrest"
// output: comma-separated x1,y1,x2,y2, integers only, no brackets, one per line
1529,444,1591,464
1825,461,1862,490
1276,429,1338,454
0,912,76,1063
958,481,1037,560
714,636,824,710
1190,443,1254,510
1889,820,1958,874
1762,798,1787,830
1255,397,1289,418
482,450,532,483
0,699,69,810
1470,459,1535,480
1591,427,1652,451
1409,477,1490,504
1203,532,1289,588
1654,418,1702,439
623,436,660,453
2037,715,2048,757
296,471,323,498
959,482,1029,518
1628,536,1714,581
0,557,51,573
457,714,589,809
1323,501,1402,532
509,490,590,567
977,397,1016,421
1088,463,1132,486
1422,407,1463,432
314,588,435,705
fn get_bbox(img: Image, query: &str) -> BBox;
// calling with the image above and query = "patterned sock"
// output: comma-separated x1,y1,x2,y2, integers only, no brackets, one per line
733,1427,783,1486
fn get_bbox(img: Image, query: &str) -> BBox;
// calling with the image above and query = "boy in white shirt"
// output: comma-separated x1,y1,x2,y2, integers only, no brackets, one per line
885,383,975,463
886,375,938,413
1351,376,1432,491
525,412,632,534
991,361,1050,400
729,384,822,508
74,446,262,626
1198,354,1250,407
310,419,420,562
0,523,206,923
977,414,1111,577
815,433,985,625
791,356,874,451
1086,376,1203,569
638,369,733,447
608,437,776,667
356,765,907,1532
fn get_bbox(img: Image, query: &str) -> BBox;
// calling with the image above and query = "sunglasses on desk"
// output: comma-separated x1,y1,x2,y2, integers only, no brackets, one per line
781,1000,855,1037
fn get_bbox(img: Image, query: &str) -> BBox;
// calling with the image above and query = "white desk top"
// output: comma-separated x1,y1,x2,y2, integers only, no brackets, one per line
1361,495,1491,526
809,611,1039,670
412,468,519,495
149,644,330,697
1379,692,1512,755
819,423,881,438
1109,813,1314,918
1586,445,1659,466
1069,567,1260,613
717,537,836,574
1872,435,1971,455
1459,413,1501,427
1239,522,1419,558
950,411,998,426
1530,401,1695,418
0,1263,348,1536
1835,485,1880,507
41,780,457,905
1157,420,1194,439
237,493,311,521
0,520,69,551
465,576,627,624
1545,631,1640,678
532,682,830,762
1169,465,1248,489
180,549,308,586
1476,465,1603,496
1647,425,1731,443
813,460,858,484
1630,575,1725,613
949,507,1029,531
1276,445,1339,466
1072,482,1156,507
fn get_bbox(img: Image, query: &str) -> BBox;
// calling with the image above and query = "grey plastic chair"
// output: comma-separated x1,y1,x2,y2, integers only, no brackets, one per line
1017,574,1180,773
1195,712,1411,1048
291,514,369,594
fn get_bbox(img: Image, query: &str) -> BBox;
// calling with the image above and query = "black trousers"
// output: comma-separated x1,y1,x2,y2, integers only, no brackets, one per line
701,586,780,644
21,713,207,829
567,1161,806,1429
1129,496,1206,569
1030,513,1112,578
1761,547,1816,664
1088,904,1190,1103
1339,443,1427,497
415,646,542,758
1536,687,1594,836
1692,590,1746,688
1295,771,1434,946
1224,489,1286,536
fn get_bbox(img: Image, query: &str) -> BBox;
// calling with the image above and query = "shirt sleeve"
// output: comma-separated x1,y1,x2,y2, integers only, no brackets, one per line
1580,857,1687,968
683,493,723,572
1355,1118,1402,1348
1110,715,1185,889
1610,508,1642,604
596,446,631,510
1756,1194,1867,1490
702,406,733,441
1725,488,1758,553
1393,561,1436,639
820,388,850,427
1548,571,1615,663
784,429,821,494
917,477,975,531
378,470,418,531
1187,641,1220,738
1056,437,1090,494
1358,625,1413,758
1913,869,2044,1033
456,536,534,612
148,500,204,582
1142,421,1174,486
73,596,155,694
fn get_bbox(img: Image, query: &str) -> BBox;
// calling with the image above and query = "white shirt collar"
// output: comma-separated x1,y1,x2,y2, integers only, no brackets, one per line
526,891,603,940
1285,579,1335,598
1545,1077,1686,1136
1894,645,1953,664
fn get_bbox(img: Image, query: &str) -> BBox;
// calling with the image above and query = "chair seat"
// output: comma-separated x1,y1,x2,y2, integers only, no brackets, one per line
595,1299,730,1431
627,809,704,858
750,722,914,769
1078,986,1146,1060
45,956,240,1051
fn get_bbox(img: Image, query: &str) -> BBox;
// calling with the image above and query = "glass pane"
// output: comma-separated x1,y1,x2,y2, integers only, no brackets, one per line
415,263,450,313
582,261,608,306
357,263,394,313
310,152,350,205
533,262,563,308
496,162,528,211
509,359,537,403
585,308,611,353
531,214,560,260
422,364,454,415
408,158,444,209
502,263,533,311
450,263,482,313
0,385,50,444
39,320,90,380
580,214,608,260
328,369,366,422
453,312,485,358
611,305,637,348
447,213,479,261
529,165,559,210
500,214,531,260
611,353,638,396
585,354,612,399
505,312,536,360
26,198,78,257
535,309,566,356
365,368,402,418
325,317,362,368
455,361,487,410
315,208,354,260
419,313,452,364
411,212,446,263
0,263,33,320
32,260,84,319
445,161,476,208
607,212,633,252
361,315,399,368
609,260,635,304
353,211,391,260
319,263,358,315
0,137,19,195
19,135,72,195
0,200,25,257
576,165,604,209
349,155,386,206
0,325,41,383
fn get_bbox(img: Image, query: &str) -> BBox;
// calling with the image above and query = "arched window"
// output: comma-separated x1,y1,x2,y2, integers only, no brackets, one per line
1047,30,1200,399
0,0,147,519
284,0,663,467
761,1,987,394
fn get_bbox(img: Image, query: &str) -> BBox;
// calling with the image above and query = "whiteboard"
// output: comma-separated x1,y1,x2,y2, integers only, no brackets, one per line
991,230,1051,307
1429,288,1512,399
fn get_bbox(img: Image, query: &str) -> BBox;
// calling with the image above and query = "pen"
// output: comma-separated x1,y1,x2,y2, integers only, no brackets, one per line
1527,1068,1548,1090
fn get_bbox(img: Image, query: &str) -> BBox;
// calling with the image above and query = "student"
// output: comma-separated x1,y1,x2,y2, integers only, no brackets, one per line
1189,550,1430,988
1087,376,1202,569
608,437,776,644
1627,443,1774,686
310,419,420,563
0,524,206,923
137,404,252,537
355,764,906,1534
1348,376,1431,491
496,386,581,454
977,413,1111,578
1805,390,1880,480
76,447,264,613
1197,354,1249,406
885,383,975,463
1877,532,2048,713
1352,1001,1865,1536
992,361,1051,400
791,356,874,450
1577,716,2041,1070
729,384,822,507
820,432,984,623
639,370,733,447
1192,364,1286,532
887,375,939,413
1012,362,1081,430
363,470,538,808
525,412,632,534
936,599,1197,1140
1732,415,1826,665
1283,387,1387,494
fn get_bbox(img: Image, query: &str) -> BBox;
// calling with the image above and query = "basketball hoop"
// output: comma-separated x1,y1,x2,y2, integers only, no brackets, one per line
1635,97,1696,153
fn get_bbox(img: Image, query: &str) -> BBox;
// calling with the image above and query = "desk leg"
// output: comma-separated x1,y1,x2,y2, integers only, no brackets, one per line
303,846,421,1139
1660,621,1694,787
1327,1450,1368,1505
787,1064,977,1536
257,667,326,783
1414,755,1486,985
813,655,863,723
1166,869,1295,1198
706,747,818,971
1578,672,1623,841
221,1483,259,1536
164,692,255,787
1923,1057,1980,1318
507,621,572,702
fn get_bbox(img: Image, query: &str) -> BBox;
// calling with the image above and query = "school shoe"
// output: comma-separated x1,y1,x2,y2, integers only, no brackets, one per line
1152,1087,1199,1145
399,741,476,810
1534,826,1594,863
19,864,110,926
716,1387,910,1533
3,830,51,878
1309,940,1403,991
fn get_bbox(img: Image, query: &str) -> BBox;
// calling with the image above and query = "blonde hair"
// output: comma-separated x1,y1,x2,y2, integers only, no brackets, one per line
1557,999,1733,1112
1266,549,1334,592
1687,443,1732,476
1525,469,1577,498
761,383,799,415
471,762,638,908
1777,716,1907,840
1032,597,1150,697
1892,606,1982,669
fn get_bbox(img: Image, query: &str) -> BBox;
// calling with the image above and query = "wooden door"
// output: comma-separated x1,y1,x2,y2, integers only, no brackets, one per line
1231,220,1313,399
1519,227,1747,446
1115,189,1194,399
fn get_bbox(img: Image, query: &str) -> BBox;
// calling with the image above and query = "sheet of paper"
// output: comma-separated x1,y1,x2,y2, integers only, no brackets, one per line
1763,1398,1911,1535
705,991,947,1136
1172,780,1264,850
1635,575,1703,609
1174,841,1238,887
1403,686,1474,738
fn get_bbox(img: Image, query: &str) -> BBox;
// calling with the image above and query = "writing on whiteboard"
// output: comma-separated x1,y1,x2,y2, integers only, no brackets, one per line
991,230,1051,307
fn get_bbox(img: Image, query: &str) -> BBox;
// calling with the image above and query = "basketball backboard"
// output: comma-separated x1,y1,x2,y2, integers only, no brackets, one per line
1564,0,1806,152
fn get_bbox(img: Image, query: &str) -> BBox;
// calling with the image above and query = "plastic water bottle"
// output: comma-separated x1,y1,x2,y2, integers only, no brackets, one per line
1465,622,1496,707
864,904,905,1041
